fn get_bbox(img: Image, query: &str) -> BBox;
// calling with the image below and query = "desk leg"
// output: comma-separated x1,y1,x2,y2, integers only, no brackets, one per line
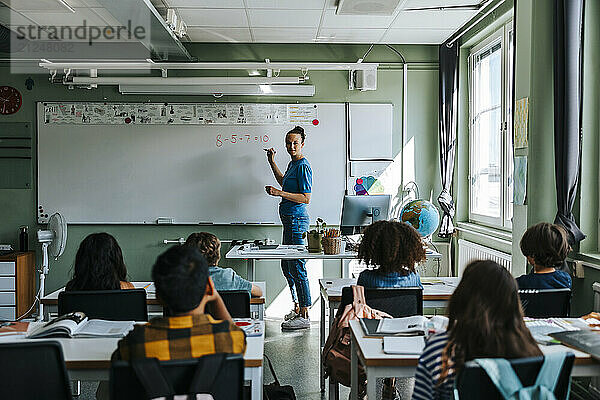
250,366,263,400
328,301,339,400
366,370,376,400
350,338,358,400
258,303,264,320
320,291,325,392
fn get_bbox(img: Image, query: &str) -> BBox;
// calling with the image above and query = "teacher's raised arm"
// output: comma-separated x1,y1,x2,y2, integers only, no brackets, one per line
264,126,313,331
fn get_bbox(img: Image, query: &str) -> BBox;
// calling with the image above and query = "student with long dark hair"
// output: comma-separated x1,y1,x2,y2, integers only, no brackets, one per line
66,232,134,291
412,260,541,400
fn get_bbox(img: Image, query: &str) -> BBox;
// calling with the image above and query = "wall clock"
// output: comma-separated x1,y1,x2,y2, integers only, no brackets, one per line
0,86,22,115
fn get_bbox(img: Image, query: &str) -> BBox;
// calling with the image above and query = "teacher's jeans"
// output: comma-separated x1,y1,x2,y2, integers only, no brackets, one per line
280,213,311,308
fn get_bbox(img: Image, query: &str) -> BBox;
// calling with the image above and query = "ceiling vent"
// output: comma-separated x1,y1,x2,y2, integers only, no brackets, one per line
336,0,402,15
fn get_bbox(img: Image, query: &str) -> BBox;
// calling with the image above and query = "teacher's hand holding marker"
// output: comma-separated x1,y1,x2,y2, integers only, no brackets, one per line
265,126,313,331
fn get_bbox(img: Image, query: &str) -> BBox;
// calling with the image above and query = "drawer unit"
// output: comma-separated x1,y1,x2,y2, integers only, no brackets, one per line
0,262,15,276
0,292,15,306
0,252,35,320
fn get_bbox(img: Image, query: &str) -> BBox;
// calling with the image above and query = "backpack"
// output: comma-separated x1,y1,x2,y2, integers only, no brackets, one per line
455,352,570,400
322,285,391,391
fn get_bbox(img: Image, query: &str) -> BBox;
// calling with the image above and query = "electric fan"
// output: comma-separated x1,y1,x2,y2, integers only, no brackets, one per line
37,212,67,320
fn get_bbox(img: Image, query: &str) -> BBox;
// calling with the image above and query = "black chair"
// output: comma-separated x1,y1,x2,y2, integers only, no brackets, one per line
109,353,244,400
210,290,251,318
518,288,571,318
338,286,424,318
455,353,575,400
0,341,72,399
58,289,148,321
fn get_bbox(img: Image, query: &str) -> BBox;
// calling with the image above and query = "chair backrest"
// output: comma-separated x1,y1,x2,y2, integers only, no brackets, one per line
456,353,575,400
518,288,571,318
58,289,148,321
0,341,72,400
110,353,244,400
339,286,423,318
209,290,250,318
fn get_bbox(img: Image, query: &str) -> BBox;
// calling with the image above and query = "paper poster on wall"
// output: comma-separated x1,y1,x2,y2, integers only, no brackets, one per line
43,103,317,126
514,97,529,149
513,156,527,205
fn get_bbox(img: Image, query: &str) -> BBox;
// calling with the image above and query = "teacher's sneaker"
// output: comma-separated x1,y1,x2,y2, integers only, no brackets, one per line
281,316,310,330
283,309,298,321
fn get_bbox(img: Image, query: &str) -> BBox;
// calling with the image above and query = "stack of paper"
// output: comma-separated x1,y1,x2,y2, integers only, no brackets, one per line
382,336,425,354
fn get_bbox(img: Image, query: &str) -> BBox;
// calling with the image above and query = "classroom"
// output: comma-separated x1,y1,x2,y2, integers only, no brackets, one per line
0,0,599,399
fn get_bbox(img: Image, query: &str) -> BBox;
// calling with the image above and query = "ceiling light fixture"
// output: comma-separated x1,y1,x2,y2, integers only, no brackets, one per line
68,76,307,86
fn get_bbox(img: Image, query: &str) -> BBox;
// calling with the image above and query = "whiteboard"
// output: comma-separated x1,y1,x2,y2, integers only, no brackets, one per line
37,103,346,224
349,103,393,160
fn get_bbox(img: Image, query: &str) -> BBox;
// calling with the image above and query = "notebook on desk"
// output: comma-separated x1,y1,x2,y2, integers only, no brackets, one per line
550,330,600,360
382,336,425,354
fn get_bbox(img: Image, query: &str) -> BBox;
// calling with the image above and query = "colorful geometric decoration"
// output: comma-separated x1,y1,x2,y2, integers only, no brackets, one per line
353,176,385,195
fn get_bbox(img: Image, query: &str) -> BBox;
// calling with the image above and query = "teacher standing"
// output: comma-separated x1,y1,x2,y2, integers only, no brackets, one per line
265,126,312,330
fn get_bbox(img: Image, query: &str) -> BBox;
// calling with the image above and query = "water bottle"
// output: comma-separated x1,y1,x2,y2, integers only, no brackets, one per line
19,226,28,252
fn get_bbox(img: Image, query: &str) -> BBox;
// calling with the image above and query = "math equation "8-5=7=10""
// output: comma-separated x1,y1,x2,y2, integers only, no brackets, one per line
216,134,270,147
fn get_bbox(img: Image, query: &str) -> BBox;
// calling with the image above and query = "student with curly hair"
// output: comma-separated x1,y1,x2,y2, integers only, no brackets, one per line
66,232,134,291
186,232,262,297
357,220,426,399
357,220,426,288
412,260,542,400
517,222,572,289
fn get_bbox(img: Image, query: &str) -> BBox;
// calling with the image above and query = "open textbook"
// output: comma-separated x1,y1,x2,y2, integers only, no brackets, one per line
27,312,134,339
373,315,449,336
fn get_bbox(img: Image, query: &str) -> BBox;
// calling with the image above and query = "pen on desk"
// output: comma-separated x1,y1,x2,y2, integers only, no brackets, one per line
143,283,151,290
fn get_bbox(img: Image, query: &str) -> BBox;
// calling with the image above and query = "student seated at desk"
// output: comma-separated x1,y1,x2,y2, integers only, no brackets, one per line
357,220,426,399
185,232,263,297
517,222,572,289
412,260,541,400
113,245,246,361
65,232,134,291
357,220,425,289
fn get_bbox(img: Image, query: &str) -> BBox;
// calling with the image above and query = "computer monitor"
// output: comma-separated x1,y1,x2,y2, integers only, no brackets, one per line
340,195,391,235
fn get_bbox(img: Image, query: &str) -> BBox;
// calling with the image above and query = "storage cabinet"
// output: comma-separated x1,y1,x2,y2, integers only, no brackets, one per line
0,252,35,320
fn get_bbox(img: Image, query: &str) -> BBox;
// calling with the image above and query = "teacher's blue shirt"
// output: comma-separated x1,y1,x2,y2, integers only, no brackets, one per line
279,157,312,216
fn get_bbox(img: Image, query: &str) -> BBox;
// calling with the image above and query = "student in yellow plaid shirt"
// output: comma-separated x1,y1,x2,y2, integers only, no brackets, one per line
114,245,246,361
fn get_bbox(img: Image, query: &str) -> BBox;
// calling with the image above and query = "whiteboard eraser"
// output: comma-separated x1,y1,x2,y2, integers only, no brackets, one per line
156,217,174,224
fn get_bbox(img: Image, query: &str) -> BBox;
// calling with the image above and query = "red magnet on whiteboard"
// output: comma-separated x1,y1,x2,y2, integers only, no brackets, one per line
125,117,132,124
312,119,319,126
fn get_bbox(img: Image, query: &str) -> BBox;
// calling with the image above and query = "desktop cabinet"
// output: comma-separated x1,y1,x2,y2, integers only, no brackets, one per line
0,252,35,320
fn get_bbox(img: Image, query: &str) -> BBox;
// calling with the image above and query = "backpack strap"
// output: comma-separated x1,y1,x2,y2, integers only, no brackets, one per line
131,358,175,399
264,354,281,386
188,353,227,393
474,358,524,399
352,285,366,312
533,352,567,393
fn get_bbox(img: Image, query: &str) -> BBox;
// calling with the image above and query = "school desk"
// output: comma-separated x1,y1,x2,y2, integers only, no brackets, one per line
41,282,266,321
319,277,459,393
0,320,265,400
347,319,600,400
225,244,443,281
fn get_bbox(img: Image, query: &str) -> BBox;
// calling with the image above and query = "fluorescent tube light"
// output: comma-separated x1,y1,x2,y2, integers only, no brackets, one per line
118,84,315,96
70,76,305,85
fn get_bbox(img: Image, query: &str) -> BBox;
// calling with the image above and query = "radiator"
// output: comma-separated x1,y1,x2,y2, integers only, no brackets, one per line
457,239,512,276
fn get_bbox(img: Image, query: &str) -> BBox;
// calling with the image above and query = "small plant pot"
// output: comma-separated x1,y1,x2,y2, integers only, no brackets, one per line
307,232,323,253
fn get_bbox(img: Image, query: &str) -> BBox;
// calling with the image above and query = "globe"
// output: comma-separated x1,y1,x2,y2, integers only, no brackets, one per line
400,199,440,238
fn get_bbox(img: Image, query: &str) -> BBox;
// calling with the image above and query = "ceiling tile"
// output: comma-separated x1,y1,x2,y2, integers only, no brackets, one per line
391,10,476,29
318,28,385,43
381,28,454,44
179,8,248,27
22,8,108,27
252,27,317,42
403,0,480,9
2,0,89,11
321,9,394,29
166,0,244,8
186,27,251,42
248,9,321,28
246,0,325,10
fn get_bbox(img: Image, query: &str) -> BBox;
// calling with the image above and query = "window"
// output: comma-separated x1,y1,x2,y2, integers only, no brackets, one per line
469,21,514,229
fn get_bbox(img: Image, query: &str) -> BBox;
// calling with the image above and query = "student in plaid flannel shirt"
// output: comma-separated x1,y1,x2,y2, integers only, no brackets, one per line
114,245,246,361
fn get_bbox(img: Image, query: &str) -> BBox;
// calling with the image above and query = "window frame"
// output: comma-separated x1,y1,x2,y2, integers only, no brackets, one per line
468,21,514,230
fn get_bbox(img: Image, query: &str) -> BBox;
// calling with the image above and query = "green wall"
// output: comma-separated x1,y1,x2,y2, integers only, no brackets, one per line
0,44,440,308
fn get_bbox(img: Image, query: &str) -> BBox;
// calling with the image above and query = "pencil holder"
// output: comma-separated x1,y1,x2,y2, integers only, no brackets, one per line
307,232,323,253
322,237,341,255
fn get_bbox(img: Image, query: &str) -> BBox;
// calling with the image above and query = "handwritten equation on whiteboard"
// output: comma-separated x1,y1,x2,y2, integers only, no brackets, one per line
43,102,318,126
216,134,270,147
